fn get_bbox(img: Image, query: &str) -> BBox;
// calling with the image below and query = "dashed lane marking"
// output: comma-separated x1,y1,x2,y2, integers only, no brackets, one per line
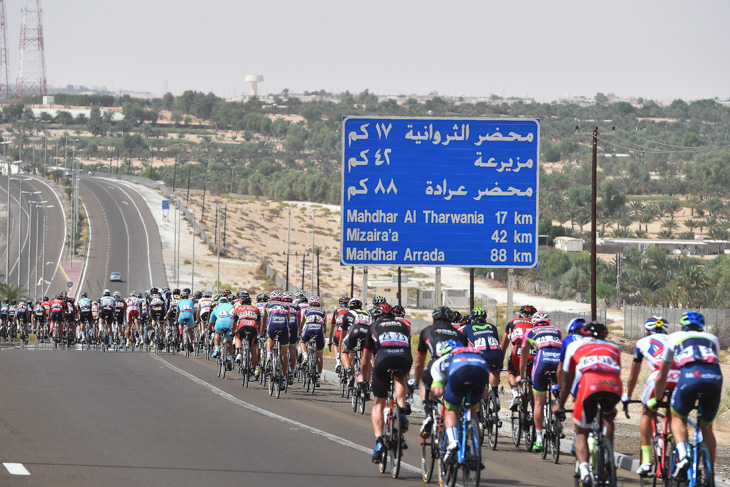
3,463,30,475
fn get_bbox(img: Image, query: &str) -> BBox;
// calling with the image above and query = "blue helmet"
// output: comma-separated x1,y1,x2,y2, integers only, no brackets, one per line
438,339,461,357
679,311,704,330
568,317,587,334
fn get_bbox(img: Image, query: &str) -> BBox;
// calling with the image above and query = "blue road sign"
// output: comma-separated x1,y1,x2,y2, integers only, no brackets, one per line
341,117,539,268
162,200,170,210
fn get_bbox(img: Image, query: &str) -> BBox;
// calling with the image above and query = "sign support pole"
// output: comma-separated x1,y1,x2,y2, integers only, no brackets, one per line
435,267,441,307
507,268,514,323
362,266,368,307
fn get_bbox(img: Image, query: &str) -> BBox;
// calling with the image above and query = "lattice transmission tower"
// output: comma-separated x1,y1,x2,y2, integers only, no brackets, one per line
0,0,10,98
16,0,46,99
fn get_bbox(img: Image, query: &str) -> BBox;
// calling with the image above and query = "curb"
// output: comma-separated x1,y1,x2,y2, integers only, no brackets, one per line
319,370,730,486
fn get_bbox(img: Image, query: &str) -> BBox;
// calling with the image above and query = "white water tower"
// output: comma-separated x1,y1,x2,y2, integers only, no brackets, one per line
245,75,264,96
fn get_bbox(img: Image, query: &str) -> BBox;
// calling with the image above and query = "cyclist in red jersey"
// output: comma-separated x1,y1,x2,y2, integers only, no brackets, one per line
232,291,261,375
500,304,537,410
328,295,351,373
392,305,411,334
554,321,622,487
49,294,66,338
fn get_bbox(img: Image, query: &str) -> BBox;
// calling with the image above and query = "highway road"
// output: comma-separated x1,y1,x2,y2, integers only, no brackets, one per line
77,176,167,296
1,174,67,298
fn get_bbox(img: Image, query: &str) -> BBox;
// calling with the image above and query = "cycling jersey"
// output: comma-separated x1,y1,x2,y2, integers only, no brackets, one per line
34,304,46,323
364,316,413,399
285,302,301,343
50,299,65,321
16,302,28,322
634,334,671,369
41,300,51,317
113,298,126,321
198,298,213,321
417,320,468,359
461,322,503,370
661,330,720,368
524,325,563,394
301,306,327,352
396,317,412,334
563,338,623,428
331,306,350,344
505,317,534,373
210,303,235,337
149,297,166,321
342,322,369,353
0,304,7,320
91,301,100,320
431,348,491,410
341,309,371,341
264,301,290,346
233,303,260,331
177,299,195,327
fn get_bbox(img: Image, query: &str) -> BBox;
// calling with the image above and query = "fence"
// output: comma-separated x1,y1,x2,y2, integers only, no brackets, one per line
548,310,607,336
623,305,730,341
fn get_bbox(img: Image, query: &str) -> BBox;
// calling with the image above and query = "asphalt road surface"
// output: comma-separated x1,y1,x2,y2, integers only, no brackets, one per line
0,344,642,487
78,176,167,296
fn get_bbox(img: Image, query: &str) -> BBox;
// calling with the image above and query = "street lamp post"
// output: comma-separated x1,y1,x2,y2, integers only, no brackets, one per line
214,204,220,294
308,209,315,296
21,190,41,288
284,207,291,291
191,209,195,292
31,200,47,298
1,141,12,284
41,205,54,298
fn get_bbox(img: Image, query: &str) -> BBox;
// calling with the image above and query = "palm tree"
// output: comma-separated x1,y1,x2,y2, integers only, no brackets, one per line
708,227,730,241
686,195,702,217
0,283,29,302
678,231,695,240
661,219,679,231
684,219,699,233
658,229,674,239
635,229,649,239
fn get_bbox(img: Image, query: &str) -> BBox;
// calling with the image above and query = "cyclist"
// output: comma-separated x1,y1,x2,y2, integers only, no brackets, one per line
232,291,260,375
111,291,126,344
369,294,387,317
125,292,141,347
392,305,411,333
33,300,47,342
621,316,678,476
340,298,372,387
295,291,309,314
149,291,166,342
500,304,537,410
558,317,589,454
430,339,491,463
210,296,235,368
15,299,29,340
329,295,351,372
299,295,327,387
413,306,467,438
64,296,77,340
0,299,7,329
358,303,412,464
263,290,291,390
554,321,622,487
198,291,214,334
653,311,723,478
520,311,563,452
77,292,94,343
177,290,196,352
282,291,300,385
50,294,66,341
461,307,503,409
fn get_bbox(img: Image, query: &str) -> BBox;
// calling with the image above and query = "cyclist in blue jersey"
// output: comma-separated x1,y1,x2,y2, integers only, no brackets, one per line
263,291,291,390
430,340,491,463
521,312,563,452
557,316,587,454
210,296,235,367
177,290,196,353
282,291,300,385
653,311,723,478
299,296,327,387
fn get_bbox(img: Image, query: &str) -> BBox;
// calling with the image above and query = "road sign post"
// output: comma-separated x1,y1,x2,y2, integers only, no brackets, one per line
341,117,539,268
162,199,169,222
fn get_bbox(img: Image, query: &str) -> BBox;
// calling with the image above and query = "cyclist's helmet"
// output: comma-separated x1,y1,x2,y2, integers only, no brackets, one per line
470,307,487,322
532,312,551,326
338,296,350,307
519,305,537,318
149,287,158,295
195,291,202,299
373,295,386,306
203,291,212,298
310,296,321,307
81,292,88,298
183,288,191,295
27,300,32,306
349,298,362,310
432,306,455,323
298,296,308,303
568,317,587,334
680,311,705,331
438,339,461,357
218,296,228,304
256,292,269,303
173,288,181,296
295,290,306,299
10,299,16,305
113,291,121,298
644,315,669,334
282,291,293,303
180,291,189,299
376,303,393,316
240,291,251,305
223,289,232,297
270,290,283,301
580,321,609,339
393,305,406,318
102,290,110,297
137,292,143,298
452,311,463,324
43,296,49,302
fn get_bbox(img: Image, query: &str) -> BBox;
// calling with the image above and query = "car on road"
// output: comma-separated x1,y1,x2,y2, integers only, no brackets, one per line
110,272,123,282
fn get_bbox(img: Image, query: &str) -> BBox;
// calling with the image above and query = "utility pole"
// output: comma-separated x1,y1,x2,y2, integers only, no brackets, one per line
590,126,598,322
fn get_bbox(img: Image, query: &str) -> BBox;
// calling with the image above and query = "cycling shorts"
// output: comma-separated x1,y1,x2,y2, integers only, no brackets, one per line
573,371,621,429
50,310,64,322
507,354,532,378
65,313,75,322
16,312,28,324
126,309,140,323
214,321,233,339
341,333,365,353
642,368,679,406
199,310,210,323
267,320,289,347
288,321,298,344
34,313,46,323
79,310,94,324
422,358,436,389
531,348,561,394
178,316,194,328
443,363,490,411
236,325,258,346
670,363,723,425
371,352,412,399
480,349,504,372
301,326,325,352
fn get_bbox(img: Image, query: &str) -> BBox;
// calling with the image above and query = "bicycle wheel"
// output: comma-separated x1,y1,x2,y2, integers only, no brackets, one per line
660,434,675,487
360,387,367,414
389,406,402,479
695,442,715,487
523,391,535,452
487,393,499,450
511,408,522,447
541,402,550,460
421,419,436,483
463,417,481,487
595,437,617,487
438,439,457,487
217,355,223,378
550,403,561,464
352,386,359,412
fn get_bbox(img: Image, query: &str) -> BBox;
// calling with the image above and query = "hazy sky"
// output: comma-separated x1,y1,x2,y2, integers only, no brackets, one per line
6,0,730,101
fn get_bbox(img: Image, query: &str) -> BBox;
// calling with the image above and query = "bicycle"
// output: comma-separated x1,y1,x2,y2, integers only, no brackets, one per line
668,400,714,487
217,335,233,379
624,397,673,487
437,391,482,487
377,370,406,479
541,372,563,464
303,337,319,394
240,339,253,389
350,345,368,411
557,405,617,487
480,387,501,450
421,397,444,483
266,331,285,398
511,378,535,451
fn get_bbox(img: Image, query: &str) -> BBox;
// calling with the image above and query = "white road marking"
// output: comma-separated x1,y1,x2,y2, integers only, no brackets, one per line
3,462,30,475
151,354,420,474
